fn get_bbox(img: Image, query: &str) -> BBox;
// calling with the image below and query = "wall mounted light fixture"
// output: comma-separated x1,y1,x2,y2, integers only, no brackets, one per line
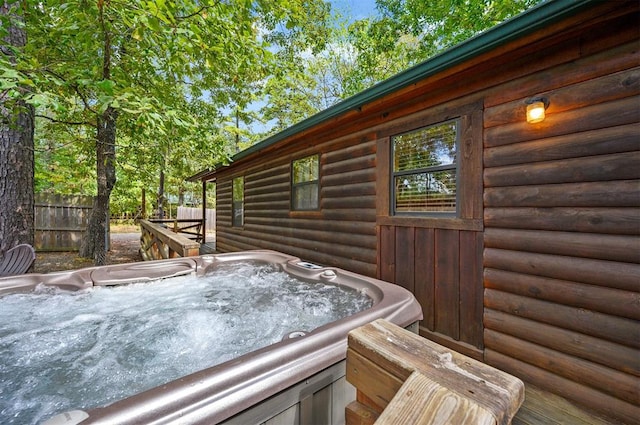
525,97,550,123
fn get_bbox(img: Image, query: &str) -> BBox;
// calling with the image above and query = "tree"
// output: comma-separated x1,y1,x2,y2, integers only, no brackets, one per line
257,0,538,135
0,1,34,253
259,62,320,134
2,0,330,265
34,122,96,195
5,0,539,238
346,0,539,87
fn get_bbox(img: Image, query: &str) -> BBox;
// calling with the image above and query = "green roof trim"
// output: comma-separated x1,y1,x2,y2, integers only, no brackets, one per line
222,0,597,168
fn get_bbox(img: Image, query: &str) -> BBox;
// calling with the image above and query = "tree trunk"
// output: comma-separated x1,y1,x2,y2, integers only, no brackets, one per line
79,2,118,266
178,186,185,206
140,188,146,219
157,169,165,218
0,2,35,254
80,107,117,265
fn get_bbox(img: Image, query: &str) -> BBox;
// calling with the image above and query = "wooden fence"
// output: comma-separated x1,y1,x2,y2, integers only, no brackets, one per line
34,193,93,252
177,206,216,233
33,198,212,252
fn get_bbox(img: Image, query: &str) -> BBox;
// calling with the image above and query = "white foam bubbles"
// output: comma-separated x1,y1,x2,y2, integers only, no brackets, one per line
1,261,372,424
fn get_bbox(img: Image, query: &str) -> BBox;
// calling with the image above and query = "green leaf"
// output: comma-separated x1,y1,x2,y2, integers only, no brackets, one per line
2,69,20,79
96,80,115,95
147,16,161,32
27,93,50,107
132,26,144,41
97,96,114,113
0,79,17,90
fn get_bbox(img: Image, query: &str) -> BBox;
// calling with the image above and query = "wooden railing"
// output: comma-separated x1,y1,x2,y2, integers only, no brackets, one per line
148,218,204,242
346,319,524,425
139,220,200,261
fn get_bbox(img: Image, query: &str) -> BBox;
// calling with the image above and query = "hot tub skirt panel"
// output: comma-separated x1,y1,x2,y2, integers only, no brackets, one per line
221,361,353,425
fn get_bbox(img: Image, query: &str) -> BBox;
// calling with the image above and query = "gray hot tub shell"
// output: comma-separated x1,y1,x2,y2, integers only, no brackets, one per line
0,250,422,425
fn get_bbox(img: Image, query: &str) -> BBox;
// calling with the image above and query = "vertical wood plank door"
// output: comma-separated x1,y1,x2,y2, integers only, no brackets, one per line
377,225,484,359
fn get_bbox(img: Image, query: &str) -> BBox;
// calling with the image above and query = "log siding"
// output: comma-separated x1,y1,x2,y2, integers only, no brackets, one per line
215,139,379,276
204,3,639,422
482,31,640,424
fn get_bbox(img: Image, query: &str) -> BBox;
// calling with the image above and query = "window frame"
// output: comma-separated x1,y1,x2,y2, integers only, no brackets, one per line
232,176,244,227
375,99,483,231
291,154,320,211
390,118,460,217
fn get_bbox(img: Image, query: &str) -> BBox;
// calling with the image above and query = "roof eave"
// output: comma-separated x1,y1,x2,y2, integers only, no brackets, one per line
186,168,216,182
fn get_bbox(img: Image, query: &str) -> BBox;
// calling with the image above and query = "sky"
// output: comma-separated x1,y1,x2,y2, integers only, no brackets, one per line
330,0,379,21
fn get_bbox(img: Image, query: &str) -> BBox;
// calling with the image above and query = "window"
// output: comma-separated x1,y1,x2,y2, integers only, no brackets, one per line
232,176,244,227
391,119,458,215
292,154,319,210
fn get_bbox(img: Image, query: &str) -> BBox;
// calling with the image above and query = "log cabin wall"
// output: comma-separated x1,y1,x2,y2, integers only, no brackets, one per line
479,10,640,425
369,6,639,421
209,2,639,422
215,134,379,277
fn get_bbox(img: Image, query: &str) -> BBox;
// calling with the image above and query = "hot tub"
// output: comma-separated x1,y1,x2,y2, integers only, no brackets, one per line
0,250,422,425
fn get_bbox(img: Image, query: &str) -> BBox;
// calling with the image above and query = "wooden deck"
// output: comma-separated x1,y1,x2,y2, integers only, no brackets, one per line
344,319,618,425
199,241,216,255
346,319,524,425
139,220,200,260
513,384,615,425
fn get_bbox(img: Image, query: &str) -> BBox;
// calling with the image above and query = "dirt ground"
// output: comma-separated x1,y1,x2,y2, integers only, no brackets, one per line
33,233,142,274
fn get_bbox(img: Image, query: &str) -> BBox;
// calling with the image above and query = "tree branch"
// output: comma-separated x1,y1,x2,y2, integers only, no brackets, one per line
175,6,213,20
35,113,96,128
42,68,101,116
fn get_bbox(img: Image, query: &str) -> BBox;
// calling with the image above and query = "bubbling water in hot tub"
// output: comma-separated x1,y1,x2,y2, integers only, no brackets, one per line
0,261,372,425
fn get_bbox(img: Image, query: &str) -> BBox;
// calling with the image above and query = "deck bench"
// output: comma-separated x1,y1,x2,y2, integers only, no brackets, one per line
345,319,524,425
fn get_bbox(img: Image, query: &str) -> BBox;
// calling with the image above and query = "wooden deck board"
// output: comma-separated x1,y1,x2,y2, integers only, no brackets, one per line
199,242,217,254
513,384,614,425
